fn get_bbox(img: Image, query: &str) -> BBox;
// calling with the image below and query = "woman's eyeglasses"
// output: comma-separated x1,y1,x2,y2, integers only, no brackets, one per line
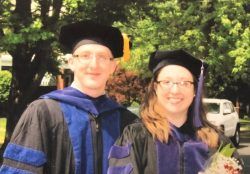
156,80,194,90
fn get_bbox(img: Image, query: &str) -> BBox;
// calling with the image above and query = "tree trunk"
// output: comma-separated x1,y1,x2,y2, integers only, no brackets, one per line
0,41,52,164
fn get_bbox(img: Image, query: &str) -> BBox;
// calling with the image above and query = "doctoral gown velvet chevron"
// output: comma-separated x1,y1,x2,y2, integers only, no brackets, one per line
0,87,137,174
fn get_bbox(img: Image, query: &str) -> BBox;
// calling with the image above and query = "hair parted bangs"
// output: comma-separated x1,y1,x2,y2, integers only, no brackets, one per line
140,78,170,143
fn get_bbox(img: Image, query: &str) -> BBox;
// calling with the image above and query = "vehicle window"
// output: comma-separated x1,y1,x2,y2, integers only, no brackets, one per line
205,103,220,114
228,102,235,112
223,102,233,114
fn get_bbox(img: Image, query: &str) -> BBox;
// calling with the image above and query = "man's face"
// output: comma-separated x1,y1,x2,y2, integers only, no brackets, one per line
69,44,117,95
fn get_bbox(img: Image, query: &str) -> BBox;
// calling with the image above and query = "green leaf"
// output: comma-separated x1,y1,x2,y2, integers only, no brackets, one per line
219,143,236,157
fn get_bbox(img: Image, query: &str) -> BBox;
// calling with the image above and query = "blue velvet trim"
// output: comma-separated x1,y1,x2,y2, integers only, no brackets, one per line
41,87,122,115
0,165,34,174
183,141,209,174
156,140,179,174
101,110,121,173
3,143,46,167
156,138,209,174
60,103,94,174
60,102,122,174
108,143,131,159
107,163,133,174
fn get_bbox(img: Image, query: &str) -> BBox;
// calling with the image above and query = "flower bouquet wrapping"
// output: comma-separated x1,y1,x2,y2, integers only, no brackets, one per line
199,143,243,174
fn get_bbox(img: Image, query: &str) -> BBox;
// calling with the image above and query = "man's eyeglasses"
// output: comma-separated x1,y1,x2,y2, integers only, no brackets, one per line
156,80,194,90
72,53,114,64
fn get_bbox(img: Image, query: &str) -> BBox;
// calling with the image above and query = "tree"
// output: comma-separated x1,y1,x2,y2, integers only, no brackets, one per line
0,0,151,153
106,67,149,107
0,71,11,103
1,0,249,154
0,70,11,116
0,0,64,145
119,0,250,105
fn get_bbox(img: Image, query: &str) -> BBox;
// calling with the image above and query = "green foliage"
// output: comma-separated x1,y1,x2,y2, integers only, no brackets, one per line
1,19,54,50
0,71,11,102
218,143,236,158
118,0,250,103
0,0,250,132
229,27,250,78
0,118,7,146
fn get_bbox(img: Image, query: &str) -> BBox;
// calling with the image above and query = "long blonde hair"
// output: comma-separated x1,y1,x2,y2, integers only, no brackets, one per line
140,74,219,148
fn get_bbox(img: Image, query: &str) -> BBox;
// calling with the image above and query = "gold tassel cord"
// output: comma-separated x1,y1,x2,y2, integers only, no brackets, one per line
122,33,130,62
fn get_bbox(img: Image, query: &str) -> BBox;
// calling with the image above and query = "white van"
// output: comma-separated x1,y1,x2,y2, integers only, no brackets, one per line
203,98,240,146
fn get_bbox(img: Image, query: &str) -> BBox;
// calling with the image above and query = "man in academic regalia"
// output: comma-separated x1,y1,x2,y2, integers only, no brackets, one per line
0,20,137,174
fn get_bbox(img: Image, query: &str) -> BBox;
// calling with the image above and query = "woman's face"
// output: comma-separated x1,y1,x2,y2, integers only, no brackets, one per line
155,65,195,117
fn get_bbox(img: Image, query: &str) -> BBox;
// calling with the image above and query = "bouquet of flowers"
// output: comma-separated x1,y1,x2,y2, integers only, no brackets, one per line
199,143,243,174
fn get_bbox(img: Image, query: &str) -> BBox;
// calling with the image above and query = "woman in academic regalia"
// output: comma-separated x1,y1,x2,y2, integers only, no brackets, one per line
108,49,244,174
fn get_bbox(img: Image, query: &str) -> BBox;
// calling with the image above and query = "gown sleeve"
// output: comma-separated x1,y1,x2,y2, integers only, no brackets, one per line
108,122,157,174
0,99,73,174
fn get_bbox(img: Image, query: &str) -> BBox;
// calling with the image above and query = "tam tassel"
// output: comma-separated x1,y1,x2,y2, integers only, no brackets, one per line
122,33,130,61
193,62,204,128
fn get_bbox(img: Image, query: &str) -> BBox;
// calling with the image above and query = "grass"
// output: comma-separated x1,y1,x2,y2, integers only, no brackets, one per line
240,118,250,131
240,118,250,123
0,117,7,145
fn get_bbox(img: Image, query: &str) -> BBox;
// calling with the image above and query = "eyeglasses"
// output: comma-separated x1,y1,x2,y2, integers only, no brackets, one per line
72,52,114,64
156,80,194,90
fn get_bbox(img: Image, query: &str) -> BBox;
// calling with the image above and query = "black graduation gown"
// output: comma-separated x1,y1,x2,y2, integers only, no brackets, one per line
0,87,137,174
108,121,243,174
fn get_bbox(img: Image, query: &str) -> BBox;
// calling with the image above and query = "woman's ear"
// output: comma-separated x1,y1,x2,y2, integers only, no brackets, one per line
154,81,158,90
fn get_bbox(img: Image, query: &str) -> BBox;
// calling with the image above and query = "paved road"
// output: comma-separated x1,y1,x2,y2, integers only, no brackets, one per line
238,130,250,173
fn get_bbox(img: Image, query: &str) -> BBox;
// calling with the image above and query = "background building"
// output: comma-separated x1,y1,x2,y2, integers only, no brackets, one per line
0,53,12,71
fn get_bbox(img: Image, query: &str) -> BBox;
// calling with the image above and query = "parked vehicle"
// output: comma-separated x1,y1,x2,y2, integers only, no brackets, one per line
203,98,240,146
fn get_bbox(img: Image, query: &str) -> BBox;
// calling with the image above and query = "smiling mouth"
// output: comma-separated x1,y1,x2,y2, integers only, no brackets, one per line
168,98,182,103
87,72,100,76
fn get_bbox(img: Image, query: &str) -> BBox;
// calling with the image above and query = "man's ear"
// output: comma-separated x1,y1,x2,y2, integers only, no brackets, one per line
68,57,75,72
110,60,118,74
